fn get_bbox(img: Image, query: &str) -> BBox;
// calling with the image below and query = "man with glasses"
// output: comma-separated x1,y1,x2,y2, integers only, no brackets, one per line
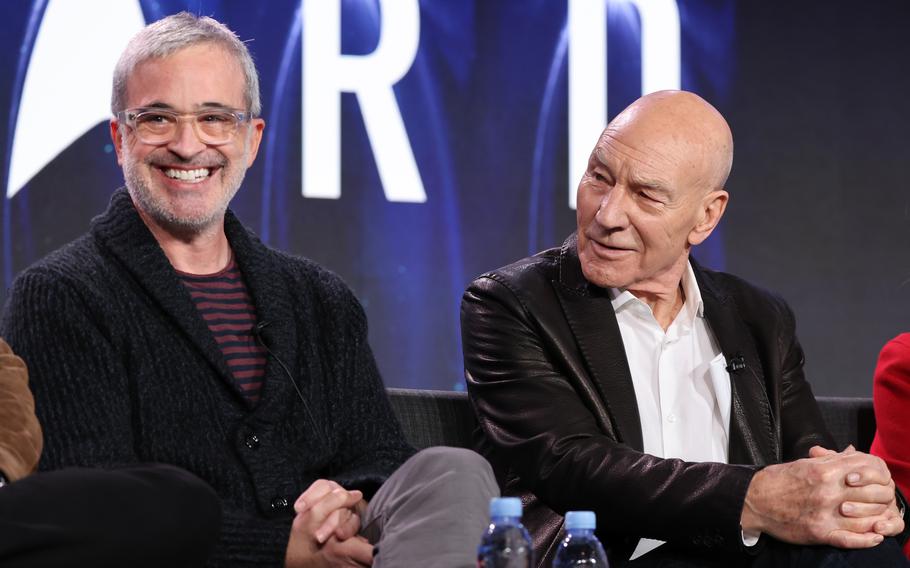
1,12,495,567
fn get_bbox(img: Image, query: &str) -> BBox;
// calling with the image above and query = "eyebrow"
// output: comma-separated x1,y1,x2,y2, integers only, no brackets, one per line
137,101,235,110
629,173,669,193
593,148,669,193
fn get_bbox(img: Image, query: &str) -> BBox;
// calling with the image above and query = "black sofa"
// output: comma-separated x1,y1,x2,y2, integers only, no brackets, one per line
387,389,877,453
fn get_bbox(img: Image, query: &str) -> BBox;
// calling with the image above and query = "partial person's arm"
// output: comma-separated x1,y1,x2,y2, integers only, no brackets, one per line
461,275,756,549
871,335,910,500
0,338,42,481
870,333,910,552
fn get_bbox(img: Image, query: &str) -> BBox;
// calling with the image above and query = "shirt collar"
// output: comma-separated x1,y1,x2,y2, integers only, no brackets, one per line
608,260,705,321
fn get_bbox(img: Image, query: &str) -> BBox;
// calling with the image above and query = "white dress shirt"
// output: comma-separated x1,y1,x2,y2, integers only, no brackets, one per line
610,262,739,559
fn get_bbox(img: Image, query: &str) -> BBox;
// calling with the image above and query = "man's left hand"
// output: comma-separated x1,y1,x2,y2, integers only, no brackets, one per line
809,445,905,538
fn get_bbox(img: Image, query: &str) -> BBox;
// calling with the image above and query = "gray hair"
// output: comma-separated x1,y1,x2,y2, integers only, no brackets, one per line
111,12,261,115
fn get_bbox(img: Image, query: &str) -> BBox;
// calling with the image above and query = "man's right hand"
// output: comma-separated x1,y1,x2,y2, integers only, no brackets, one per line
740,446,900,548
285,479,373,567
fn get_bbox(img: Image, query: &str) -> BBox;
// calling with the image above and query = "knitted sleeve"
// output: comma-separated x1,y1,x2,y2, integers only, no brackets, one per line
319,275,415,497
1,267,137,468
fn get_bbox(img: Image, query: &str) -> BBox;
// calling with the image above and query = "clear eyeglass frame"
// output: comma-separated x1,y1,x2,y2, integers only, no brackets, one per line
114,107,255,145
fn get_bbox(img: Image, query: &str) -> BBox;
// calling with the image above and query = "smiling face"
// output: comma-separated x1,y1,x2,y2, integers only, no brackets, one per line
110,43,264,236
575,91,731,295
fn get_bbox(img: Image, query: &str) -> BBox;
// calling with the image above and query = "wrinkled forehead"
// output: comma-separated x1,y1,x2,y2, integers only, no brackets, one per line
598,94,732,191
598,121,713,189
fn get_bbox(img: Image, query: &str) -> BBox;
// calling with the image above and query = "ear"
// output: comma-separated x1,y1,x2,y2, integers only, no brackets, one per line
109,119,124,166
245,118,266,167
688,189,728,246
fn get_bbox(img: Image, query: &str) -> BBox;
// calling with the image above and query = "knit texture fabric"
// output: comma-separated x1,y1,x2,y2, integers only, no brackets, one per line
0,188,415,567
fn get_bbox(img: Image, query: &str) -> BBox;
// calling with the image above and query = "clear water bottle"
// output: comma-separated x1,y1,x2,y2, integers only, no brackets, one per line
477,497,533,568
552,511,609,567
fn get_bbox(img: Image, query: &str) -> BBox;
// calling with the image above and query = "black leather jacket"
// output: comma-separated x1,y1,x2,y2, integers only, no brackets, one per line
461,234,833,565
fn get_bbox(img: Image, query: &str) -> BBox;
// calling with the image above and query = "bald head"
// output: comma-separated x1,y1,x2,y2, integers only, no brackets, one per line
575,90,732,297
605,90,733,195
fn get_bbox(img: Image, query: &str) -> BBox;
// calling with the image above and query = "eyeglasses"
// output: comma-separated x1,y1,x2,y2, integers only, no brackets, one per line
115,107,255,145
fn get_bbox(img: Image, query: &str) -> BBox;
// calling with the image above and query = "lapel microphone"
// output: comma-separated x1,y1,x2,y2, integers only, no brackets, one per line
252,320,328,442
725,354,747,374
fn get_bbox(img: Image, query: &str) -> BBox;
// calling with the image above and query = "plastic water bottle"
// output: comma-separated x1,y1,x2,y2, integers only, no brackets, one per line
477,497,533,568
552,511,609,567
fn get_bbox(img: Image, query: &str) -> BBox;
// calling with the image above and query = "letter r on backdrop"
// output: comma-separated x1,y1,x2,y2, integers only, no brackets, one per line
302,0,426,203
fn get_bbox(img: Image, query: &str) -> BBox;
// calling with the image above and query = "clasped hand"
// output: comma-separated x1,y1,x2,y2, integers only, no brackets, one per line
284,479,373,567
741,445,904,548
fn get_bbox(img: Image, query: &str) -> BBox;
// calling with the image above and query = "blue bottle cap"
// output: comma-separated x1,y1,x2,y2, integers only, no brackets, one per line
489,497,522,518
565,510,596,530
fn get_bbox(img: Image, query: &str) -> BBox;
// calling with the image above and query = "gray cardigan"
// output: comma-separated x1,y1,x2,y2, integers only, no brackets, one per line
1,188,414,567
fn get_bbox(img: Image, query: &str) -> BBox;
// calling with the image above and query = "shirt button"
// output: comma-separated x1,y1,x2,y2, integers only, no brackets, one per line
245,434,260,449
271,496,289,511
666,413,677,423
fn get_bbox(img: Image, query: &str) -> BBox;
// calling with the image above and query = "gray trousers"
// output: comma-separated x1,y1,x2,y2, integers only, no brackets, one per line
363,446,499,567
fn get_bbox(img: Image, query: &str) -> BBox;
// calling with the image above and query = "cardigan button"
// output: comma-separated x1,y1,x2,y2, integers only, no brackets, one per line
245,434,261,449
271,496,290,511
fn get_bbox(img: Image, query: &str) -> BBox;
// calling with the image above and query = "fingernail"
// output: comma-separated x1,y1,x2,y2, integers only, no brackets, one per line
316,531,327,544
842,503,854,513
874,534,884,543
847,473,860,483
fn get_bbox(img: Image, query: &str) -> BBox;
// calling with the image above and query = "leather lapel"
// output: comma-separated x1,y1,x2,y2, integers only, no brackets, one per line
694,261,779,465
90,189,238,399
554,235,644,451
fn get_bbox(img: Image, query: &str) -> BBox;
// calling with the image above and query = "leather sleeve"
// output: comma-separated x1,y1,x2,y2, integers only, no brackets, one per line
462,274,757,548
0,337,43,481
770,297,834,461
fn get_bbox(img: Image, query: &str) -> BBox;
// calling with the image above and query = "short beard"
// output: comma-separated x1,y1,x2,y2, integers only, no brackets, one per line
122,150,247,239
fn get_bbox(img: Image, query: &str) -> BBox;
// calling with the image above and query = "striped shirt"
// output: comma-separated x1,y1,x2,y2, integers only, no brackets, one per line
178,258,267,404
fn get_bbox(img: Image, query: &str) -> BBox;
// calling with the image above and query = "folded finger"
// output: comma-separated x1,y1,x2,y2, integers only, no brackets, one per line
295,479,342,513
342,535,374,565
316,508,349,544
334,512,362,541
845,483,897,505
827,529,884,549
841,501,889,518
309,488,365,524
874,517,905,537
810,445,837,458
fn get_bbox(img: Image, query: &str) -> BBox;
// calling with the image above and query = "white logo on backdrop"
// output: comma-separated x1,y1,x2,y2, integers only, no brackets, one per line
6,0,144,199
568,0,680,209
6,0,679,211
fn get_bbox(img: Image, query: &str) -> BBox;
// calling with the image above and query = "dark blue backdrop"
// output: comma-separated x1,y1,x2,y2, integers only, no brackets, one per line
4,1,908,396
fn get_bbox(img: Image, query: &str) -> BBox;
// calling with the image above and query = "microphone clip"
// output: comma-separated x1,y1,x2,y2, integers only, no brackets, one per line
725,354,747,374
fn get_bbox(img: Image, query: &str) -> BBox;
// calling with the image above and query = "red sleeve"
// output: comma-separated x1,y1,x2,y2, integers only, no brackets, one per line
869,333,910,557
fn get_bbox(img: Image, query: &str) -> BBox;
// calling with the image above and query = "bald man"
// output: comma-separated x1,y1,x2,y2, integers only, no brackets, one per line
461,91,910,567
